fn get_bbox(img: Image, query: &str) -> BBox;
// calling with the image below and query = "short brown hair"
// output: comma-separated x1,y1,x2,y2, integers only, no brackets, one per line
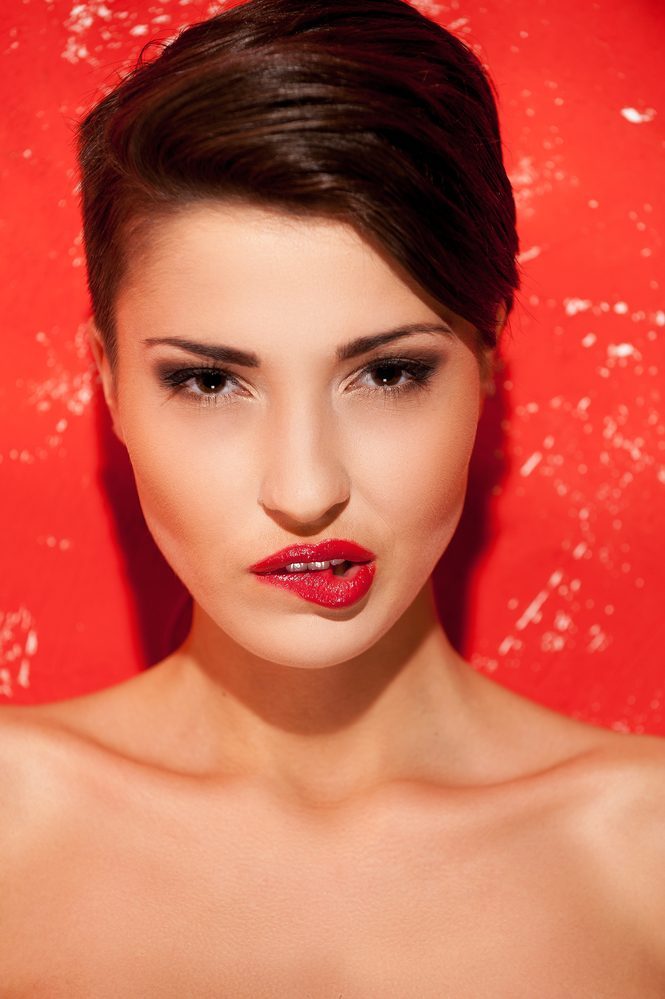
77,0,520,371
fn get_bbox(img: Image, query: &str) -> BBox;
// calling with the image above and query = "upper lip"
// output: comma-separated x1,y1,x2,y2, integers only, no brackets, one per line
249,539,376,574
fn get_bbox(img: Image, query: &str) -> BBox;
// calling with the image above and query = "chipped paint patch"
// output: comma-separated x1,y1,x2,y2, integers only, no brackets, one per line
0,607,38,698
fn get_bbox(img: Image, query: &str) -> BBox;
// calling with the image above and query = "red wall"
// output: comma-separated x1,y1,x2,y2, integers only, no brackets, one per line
1,0,663,733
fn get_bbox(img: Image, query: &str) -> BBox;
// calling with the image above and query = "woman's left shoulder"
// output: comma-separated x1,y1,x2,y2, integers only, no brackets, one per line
567,728,665,958
568,727,665,833
580,727,665,804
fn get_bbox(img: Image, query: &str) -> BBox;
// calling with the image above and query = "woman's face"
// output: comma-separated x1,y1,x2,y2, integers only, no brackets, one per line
95,202,490,669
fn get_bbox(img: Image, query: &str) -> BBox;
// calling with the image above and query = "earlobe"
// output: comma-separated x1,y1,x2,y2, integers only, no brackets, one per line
86,319,125,444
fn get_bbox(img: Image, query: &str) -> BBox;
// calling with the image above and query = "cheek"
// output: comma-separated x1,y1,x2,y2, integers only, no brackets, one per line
359,394,480,546
418,429,475,557
119,405,254,574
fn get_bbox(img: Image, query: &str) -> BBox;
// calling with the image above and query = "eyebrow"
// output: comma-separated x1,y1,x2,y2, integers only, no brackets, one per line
142,322,455,366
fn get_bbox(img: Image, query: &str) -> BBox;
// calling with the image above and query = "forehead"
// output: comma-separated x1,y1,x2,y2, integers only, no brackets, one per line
118,203,441,328
114,201,483,367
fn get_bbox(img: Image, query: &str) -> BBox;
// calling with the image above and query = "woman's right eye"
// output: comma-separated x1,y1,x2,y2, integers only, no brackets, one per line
158,365,241,406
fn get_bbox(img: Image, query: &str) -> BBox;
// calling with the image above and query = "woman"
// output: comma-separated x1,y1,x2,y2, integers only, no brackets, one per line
2,0,664,994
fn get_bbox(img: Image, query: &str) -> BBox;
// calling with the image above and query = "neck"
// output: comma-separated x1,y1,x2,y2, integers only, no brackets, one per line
164,581,478,808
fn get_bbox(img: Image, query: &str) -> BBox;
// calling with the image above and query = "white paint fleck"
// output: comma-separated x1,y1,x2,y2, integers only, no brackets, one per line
514,572,563,633
516,590,549,631
620,107,657,124
518,245,542,263
519,451,542,477
564,298,592,316
447,17,470,30
607,342,639,359
581,333,596,347
498,635,523,656
541,632,566,652
554,612,572,631
587,625,611,653
411,0,447,16
25,630,38,656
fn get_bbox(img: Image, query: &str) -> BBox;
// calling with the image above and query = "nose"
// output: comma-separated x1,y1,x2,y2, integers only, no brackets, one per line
257,398,350,529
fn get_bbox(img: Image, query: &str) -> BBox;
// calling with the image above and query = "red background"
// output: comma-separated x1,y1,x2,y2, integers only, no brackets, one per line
1,0,663,733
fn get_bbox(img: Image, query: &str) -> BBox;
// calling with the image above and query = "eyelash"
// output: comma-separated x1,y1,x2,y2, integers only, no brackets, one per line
157,355,438,408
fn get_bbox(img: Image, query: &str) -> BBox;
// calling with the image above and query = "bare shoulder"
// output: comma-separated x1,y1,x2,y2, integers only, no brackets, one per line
0,666,163,766
0,706,74,886
559,725,665,960
0,702,64,785
0,703,83,821
0,696,132,843
563,723,665,822
512,690,665,858
475,672,665,952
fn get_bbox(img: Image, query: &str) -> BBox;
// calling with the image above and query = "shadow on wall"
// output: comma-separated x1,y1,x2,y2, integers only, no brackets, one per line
433,356,512,656
94,394,193,668
93,359,511,669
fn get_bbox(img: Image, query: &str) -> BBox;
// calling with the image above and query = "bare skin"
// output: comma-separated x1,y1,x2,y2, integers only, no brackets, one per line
2,646,665,998
2,204,664,996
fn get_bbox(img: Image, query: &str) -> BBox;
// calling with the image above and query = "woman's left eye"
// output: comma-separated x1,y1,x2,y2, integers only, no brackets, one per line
157,356,437,407
356,358,436,397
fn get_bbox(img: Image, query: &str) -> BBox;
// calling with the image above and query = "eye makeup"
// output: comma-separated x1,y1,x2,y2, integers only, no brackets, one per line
153,351,443,409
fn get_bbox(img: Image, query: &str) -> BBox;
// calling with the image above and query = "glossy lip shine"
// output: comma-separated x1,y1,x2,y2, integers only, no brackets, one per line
249,539,377,609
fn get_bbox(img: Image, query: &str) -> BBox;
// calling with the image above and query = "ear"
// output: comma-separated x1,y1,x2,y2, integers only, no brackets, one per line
86,319,125,444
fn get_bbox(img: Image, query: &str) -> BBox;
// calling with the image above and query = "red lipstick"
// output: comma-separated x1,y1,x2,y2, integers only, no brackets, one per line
249,539,376,609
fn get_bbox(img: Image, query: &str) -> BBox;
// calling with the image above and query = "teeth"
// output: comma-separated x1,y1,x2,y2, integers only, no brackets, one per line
283,558,347,573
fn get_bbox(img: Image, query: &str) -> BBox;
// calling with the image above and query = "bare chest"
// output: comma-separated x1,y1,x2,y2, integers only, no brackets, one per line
2,791,662,998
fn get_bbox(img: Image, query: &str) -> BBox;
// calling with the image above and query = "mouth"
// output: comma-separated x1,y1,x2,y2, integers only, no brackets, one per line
260,559,365,577
252,556,377,609
249,539,376,576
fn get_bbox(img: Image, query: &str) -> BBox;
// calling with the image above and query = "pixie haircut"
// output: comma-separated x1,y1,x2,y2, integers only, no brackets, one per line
77,0,520,372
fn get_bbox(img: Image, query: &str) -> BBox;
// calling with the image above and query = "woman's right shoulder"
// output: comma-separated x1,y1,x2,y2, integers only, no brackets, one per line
0,701,73,755
0,705,86,841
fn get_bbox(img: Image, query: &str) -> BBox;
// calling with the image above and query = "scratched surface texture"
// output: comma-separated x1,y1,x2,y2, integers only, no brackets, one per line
0,0,663,731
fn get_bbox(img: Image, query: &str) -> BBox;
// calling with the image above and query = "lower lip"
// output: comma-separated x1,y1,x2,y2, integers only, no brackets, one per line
252,562,376,608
